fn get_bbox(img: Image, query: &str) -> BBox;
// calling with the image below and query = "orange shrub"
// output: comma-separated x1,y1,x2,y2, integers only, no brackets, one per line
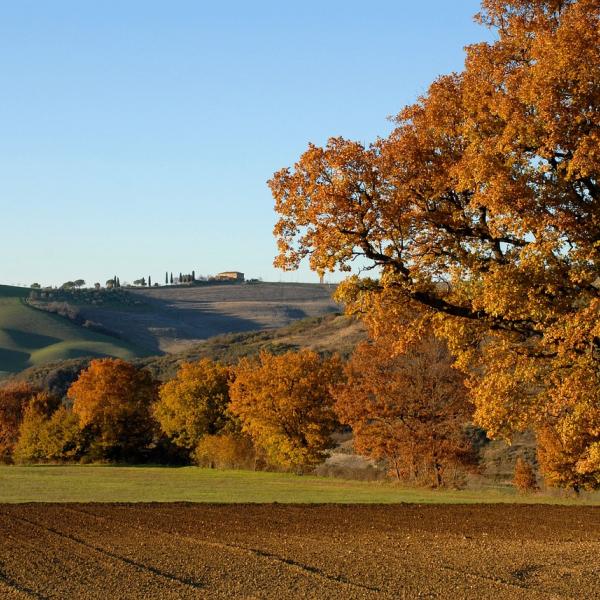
513,457,539,494
0,382,36,463
194,434,256,470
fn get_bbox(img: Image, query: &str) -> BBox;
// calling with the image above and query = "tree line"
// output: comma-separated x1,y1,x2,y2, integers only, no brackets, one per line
33,271,200,291
0,333,484,488
2,326,586,489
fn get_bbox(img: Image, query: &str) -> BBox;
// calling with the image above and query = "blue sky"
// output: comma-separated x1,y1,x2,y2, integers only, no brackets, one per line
0,1,488,287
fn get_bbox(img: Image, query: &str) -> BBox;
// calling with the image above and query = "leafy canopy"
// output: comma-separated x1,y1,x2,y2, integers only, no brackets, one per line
270,0,600,487
68,358,157,461
229,350,342,471
154,358,233,451
333,335,477,485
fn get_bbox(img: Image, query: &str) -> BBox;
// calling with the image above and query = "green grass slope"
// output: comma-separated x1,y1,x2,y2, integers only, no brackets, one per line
12,313,365,395
2,282,343,376
0,285,144,376
1,465,597,504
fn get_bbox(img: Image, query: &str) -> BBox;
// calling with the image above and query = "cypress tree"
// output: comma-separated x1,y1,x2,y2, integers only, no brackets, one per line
170,273,173,284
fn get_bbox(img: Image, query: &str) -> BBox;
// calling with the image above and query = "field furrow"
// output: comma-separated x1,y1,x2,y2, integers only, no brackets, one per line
0,504,598,599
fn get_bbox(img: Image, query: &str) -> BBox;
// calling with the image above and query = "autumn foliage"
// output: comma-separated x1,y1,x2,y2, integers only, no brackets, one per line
229,350,342,472
154,358,233,453
68,358,158,461
4,2,596,486
269,0,600,488
536,423,600,493
0,382,36,463
13,404,82,464
334,335,477,486
513,457,539,494
194,433,256,470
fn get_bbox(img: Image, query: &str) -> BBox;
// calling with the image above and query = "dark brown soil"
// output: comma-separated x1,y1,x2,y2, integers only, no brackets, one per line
0,504,598,599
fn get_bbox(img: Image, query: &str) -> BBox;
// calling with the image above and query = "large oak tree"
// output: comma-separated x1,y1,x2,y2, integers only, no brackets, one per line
269,0,600,489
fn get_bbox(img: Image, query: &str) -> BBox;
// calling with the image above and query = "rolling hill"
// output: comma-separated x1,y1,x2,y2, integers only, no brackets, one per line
82,282,342,354
12,313,366,396
0,282,348,377
0,285,143,378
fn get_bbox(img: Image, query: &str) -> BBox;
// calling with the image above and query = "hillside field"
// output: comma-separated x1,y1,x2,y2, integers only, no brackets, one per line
83,282,342,354
0,283,347,377
11,312,365,397
0,285,142,378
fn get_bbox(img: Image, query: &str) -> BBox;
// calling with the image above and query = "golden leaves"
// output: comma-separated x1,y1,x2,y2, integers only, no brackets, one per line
229,350,342,471
154,358,233,450
270,1,600,488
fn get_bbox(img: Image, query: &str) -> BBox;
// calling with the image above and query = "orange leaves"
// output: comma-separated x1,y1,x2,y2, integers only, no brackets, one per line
332,335,477,485
270,0,600,489
68,358,157,461
270,138,383,275
271,0,600,320
229,350,342,471
513,457,539,493
0,382,36,463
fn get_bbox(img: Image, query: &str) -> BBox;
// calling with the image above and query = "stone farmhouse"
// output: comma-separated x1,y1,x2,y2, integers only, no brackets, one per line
215,271,245,282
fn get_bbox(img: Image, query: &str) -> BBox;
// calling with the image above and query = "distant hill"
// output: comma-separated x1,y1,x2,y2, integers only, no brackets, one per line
10,313,366,397
85,282,342,354
0,282,344,377
0,285,143,378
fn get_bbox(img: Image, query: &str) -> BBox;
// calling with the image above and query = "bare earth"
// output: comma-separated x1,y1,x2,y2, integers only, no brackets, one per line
0,504,598,599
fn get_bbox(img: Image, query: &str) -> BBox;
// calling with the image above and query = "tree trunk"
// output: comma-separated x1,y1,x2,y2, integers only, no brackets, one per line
433,461,443,488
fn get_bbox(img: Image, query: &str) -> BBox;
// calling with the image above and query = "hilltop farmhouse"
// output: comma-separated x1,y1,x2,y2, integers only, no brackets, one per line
215,271,244,282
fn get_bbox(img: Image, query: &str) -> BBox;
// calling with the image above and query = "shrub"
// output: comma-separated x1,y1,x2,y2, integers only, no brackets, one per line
0,383,37,463
194,434,256,470
513,457,539,494
14,400,84,464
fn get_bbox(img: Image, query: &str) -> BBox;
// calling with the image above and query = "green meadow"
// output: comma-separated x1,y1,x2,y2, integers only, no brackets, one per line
0,285,141,375
1,465,597,504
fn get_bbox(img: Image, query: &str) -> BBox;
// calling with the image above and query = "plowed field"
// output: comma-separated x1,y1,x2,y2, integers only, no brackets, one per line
0,504,598,599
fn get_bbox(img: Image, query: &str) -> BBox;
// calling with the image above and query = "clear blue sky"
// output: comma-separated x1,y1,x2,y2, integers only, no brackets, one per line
0,1,489,287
